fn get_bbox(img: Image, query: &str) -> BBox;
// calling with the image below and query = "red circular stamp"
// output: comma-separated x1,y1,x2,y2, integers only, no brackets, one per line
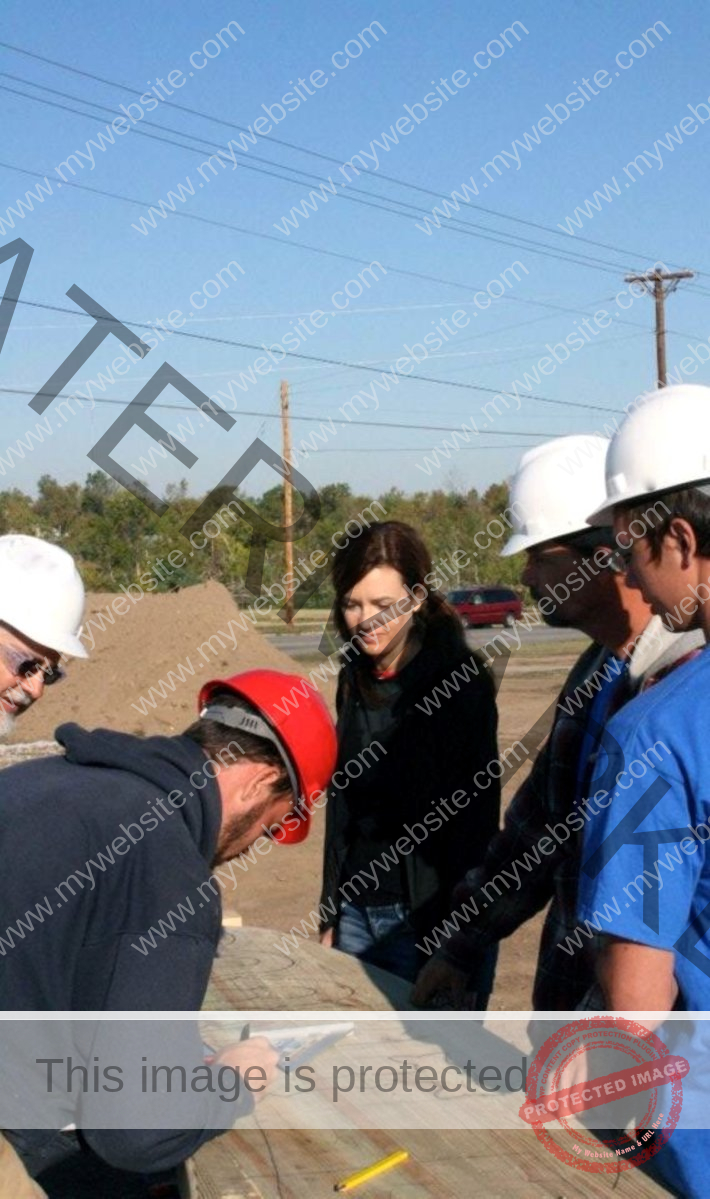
519,1017,687,1174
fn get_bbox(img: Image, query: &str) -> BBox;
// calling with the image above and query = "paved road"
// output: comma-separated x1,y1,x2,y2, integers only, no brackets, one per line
266,624,586,659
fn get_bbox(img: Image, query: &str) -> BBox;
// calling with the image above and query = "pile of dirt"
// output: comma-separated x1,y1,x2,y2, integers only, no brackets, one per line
9,581,323,742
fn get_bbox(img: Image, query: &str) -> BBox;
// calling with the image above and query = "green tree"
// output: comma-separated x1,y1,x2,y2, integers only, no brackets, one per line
0,489,37,536
35,475,82,538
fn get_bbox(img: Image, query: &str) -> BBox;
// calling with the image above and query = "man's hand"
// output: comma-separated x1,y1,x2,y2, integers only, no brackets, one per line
320,928,335,948
413,956,468,1007
215,1037,279,1101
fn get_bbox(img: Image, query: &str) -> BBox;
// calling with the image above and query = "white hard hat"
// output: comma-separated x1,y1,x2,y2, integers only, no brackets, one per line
501,434,611,556
587,384,710,525
0,535,88,657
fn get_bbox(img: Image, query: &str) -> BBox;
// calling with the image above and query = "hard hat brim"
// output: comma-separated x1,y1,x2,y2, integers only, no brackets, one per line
587,473,710,528
586,500,616,527
0,619,90,659
53,631,90,658
500,533,529,557
501,523,601,556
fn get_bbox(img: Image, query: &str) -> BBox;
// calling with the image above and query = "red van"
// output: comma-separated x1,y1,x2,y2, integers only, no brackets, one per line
447,586,523,629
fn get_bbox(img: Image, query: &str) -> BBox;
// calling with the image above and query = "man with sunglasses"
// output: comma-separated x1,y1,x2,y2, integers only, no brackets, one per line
414,433,704,1011
0,534,88,736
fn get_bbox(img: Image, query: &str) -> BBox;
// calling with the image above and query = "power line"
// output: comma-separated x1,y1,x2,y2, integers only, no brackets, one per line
3,153,703,354
10,295,627,416
288,331,650,393
4,38,709,285
10,298,517,329
0,158,597,316
0,157,677,344
0,80,672,277
317,443,536,453
0,386,565,436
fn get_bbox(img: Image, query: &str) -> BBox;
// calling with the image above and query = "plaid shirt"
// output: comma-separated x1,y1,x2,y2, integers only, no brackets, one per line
441,622,706,1010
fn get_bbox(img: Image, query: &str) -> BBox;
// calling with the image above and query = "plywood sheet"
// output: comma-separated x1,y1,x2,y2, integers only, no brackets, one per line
204,928,413,1012
189,1128,673,1199
198,930,671,1198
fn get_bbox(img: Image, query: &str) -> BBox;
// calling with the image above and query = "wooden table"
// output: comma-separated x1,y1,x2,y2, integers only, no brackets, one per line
193,929,672,1199
203,927,413,1012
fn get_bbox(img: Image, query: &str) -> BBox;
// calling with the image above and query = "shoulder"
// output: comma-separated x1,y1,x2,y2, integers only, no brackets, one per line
0,756,94,889
565,641,608,689
613,645,710,737
605,648,710,784
409,649,497,729
0,752,83,822
428,642,492,687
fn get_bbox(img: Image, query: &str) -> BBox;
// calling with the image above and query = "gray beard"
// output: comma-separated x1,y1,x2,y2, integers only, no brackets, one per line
0,687,33,739
0,709,15,740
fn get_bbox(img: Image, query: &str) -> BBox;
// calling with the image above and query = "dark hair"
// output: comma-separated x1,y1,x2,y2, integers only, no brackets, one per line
621,487,710,560
331,521,468,688
559,528,615,555
183,692,291,798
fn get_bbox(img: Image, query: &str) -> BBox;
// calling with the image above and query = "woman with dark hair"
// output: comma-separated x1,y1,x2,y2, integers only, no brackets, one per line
319,521,500,1004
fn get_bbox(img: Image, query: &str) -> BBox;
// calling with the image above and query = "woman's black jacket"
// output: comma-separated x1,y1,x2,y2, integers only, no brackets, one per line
319,633,500,945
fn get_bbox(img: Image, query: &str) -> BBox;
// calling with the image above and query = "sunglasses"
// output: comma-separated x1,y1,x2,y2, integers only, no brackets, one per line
0,644,65,686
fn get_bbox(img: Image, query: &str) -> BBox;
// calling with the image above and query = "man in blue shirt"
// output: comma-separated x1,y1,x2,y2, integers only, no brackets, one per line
578,384,710,1197
414,433,703,1013
580,650,710,1008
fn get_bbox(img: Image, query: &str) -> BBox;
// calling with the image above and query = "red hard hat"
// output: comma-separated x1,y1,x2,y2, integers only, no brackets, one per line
197,669,337,844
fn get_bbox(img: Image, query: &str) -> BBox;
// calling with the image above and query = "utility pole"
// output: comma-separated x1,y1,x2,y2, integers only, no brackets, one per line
624,268,695,386
280,379,295,627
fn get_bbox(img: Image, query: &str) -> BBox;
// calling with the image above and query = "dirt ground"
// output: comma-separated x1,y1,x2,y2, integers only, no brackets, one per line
7,582,329,742
225,639,587,1011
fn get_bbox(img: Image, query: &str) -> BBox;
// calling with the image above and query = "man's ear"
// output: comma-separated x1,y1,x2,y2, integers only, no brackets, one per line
217,759,281,806
668,517,697,568
242,761,284,804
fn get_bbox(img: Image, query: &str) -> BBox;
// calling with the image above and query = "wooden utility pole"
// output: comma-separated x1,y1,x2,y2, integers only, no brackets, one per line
280,379,295,627
624,268,695,386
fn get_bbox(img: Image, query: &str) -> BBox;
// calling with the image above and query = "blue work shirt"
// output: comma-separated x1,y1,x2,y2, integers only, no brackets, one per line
578,645,710,1010
578,648,710,1199
574,654,629,804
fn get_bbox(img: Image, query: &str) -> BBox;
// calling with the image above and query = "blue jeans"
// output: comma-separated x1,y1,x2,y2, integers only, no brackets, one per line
336,902,497,1006
336,901,420,983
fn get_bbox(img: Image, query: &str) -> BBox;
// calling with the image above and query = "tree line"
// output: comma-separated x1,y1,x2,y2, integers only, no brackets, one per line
0,473,522,606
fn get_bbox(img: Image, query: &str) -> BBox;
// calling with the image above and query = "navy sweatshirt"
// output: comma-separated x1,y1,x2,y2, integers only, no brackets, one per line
0,724,252,1175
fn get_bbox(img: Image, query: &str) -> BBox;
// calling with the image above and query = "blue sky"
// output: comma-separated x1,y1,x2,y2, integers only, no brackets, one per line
1,0,708,501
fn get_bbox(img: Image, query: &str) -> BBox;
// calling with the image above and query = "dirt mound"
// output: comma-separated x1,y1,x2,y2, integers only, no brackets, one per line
10,581,320,742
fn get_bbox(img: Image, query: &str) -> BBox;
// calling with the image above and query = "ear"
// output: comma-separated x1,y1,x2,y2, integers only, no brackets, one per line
216,759,283,811
238,761,283,804
667,517,697,568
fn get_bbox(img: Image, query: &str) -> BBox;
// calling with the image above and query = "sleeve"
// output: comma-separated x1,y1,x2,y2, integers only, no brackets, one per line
318,670,347,932
437,643,609,968
99,933,217,1010
83,1125,226,1174
577,719,701,952
318,786,346,932
80,1021,253,1173
438,739,563,970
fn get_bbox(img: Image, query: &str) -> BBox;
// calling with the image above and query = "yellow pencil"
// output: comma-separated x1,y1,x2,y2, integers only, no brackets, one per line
334,1149,410,1192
